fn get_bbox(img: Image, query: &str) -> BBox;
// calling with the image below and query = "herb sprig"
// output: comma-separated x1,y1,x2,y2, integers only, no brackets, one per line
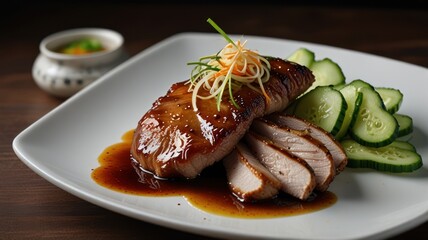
187,18,271,112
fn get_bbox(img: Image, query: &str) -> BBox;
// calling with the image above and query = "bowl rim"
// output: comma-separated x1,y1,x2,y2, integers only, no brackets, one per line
40,28,124,61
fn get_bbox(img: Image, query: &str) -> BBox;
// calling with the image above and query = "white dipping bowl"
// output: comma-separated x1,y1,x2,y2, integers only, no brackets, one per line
32,28,128,97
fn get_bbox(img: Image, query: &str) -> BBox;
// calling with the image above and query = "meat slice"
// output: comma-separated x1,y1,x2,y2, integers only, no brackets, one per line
251,118,335,192
223,143,281,201
267,114,348,173
131,59,315,179
244,131,316,200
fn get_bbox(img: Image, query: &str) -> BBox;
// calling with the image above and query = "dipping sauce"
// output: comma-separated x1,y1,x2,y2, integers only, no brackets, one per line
91,130,337,218
56,38,105,55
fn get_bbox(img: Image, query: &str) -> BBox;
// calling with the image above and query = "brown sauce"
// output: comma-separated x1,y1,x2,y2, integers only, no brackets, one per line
91,130,337,218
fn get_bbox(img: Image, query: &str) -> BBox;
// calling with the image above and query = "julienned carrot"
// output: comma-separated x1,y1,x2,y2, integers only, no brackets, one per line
187,19,271,111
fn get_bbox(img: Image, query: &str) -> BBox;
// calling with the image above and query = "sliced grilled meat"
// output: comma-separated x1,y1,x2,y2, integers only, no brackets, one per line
251,118,335,192
268,114,348,173
131,59,315,179
223,143,281,201
244,131,316,200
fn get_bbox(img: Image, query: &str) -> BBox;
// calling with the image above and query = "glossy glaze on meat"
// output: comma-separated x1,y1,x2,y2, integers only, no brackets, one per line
131,58,315,179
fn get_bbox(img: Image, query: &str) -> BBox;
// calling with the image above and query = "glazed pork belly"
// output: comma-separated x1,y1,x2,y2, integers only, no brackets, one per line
244,131,316,200
267,114,348,174
223,143,281,201
230,115,345,201
131,58,315,179
251,118,335,192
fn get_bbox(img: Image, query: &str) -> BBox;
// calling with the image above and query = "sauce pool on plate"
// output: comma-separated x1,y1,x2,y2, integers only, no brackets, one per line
91,130,337,218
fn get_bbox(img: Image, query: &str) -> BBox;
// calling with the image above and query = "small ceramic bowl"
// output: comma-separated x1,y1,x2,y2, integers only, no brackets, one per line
32,28,128,97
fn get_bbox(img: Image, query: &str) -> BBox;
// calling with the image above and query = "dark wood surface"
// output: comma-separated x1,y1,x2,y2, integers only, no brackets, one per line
1,2,427,239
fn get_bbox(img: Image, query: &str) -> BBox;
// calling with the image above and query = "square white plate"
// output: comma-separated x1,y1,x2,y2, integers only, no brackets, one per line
13,33,428,240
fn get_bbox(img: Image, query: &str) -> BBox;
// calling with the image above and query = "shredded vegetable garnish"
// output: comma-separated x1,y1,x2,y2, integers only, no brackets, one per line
187,18,271,112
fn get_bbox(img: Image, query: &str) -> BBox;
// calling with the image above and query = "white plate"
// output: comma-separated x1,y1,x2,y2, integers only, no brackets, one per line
13,33,428,240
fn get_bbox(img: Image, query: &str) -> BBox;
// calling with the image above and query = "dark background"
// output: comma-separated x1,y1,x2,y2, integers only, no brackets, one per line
2,1,427,74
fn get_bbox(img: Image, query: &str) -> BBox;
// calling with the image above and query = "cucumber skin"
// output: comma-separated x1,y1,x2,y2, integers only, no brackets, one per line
389,140,416,152
349,79,372,89
376,87,403,114
335,85,363,140
311,58,346,84
293,86,347,136
350,123,398,148
348,92,363,129
287,48,315,68
394,113,413,137
306,58,346,93
346,157,422,173
342,139,423,173
349,84,399,148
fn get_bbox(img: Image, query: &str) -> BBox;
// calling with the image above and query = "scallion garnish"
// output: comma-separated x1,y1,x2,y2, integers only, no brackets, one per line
187,18,271,111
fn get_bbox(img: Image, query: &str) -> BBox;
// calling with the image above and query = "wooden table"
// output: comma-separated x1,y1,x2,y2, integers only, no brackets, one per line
1,3,427,239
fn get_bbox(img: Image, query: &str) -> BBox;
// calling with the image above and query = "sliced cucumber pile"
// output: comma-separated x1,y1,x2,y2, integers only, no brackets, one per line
309,59,345,91
287,48,315,68
341,139,422,173
394,113,413,137
293,85,347,136
348,80,399,148
287,48,345,93
286,48,422,173
335,85,363,140
376,87,403,114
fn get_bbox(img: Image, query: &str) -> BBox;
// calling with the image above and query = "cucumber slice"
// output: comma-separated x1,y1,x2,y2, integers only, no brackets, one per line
333,83,346,91
394,113,413,137
348,79,373,91
307,58,346,92
335,85,363,140
389,140,416,152
293,86,347,135
287,48,315,68
376,87,403,114
341,139,422,173
350,86,399,147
